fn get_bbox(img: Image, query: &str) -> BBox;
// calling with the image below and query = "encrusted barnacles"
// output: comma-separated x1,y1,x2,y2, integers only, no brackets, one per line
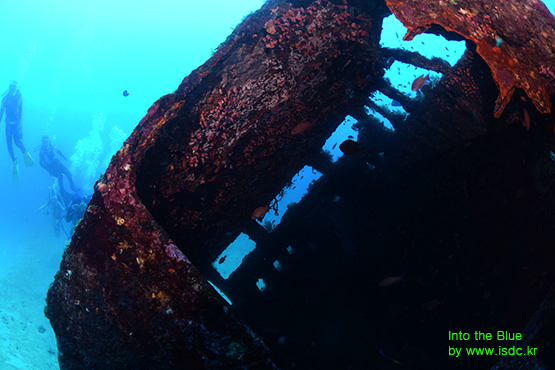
265,20,276,34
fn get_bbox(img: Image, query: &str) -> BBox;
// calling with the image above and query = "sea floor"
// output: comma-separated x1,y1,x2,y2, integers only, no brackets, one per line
0,230,64,370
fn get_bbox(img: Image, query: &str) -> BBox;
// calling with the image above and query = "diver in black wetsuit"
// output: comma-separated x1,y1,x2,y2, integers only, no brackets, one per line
39,135,78,200
66,194,89,231
0,81,34,184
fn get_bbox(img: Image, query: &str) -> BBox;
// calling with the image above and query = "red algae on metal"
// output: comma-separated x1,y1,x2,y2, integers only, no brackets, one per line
165,242,190,263
385,0,555,116
46,89,278,369
45,0,382,368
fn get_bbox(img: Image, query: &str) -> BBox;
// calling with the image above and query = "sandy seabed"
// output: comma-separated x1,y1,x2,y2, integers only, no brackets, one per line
0,234,64,370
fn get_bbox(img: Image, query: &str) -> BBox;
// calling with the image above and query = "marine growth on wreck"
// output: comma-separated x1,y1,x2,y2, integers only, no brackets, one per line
45,0,555,369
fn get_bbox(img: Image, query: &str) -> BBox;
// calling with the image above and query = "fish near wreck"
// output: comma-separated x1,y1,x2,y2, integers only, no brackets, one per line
421,298,441,311
411,74,430,91
252,205,270,220
339,139,365,156
378,272,407,287
291,120,317,135
522,108,531,131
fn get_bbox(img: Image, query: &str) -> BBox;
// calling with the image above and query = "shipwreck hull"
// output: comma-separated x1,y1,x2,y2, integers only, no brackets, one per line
46,0,385,368
46,0,555,369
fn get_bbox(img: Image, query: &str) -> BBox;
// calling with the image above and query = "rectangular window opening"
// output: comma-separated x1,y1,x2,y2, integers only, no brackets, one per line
208,281,233,305
256,278,266,292
257,166,323,230
380,13,465,67
212,233,257,279
321,115,359,163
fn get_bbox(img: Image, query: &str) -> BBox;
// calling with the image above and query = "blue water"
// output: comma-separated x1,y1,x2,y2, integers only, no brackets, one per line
0,0,265,229
0,1,265,368
0,0,552,368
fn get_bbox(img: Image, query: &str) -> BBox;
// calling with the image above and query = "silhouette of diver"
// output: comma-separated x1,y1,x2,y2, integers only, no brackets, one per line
36,185,70,238
39,135,78,201
0,80,34,184
66,194,89,232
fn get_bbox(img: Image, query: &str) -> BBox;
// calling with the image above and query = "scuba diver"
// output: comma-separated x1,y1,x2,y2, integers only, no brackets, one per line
0,80,34,184
39,135,79,202
36,185,70,238
65,194,89,232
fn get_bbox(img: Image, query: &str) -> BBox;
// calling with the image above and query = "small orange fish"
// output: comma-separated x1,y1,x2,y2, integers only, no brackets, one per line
421,298,441,311
251,205,270,220
339,139,365,156
378,272,407,287
522,108,530,131
411,74,430,91
291,120,316,135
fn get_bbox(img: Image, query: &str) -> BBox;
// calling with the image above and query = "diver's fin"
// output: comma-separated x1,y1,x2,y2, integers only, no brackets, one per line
12,160,19,185
23,151,35,167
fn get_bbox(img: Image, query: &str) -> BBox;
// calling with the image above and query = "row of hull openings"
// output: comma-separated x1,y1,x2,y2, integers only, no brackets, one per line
210,236,291,304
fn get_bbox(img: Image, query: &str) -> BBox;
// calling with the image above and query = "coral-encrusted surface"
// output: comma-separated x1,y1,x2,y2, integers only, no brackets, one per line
385,0,555,116
45,0,555,368
45,0,383,368
134,0,382,269
45,93,278,370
